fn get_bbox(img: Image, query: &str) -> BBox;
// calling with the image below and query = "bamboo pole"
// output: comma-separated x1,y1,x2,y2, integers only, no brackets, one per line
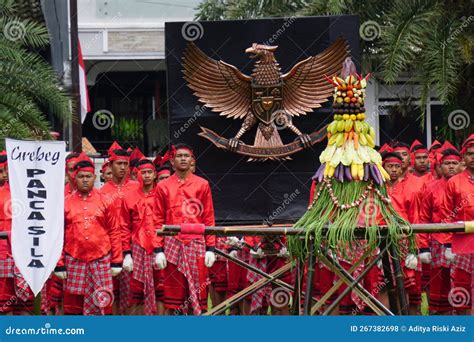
319,251,391,316
159,221,474,236
204,262,293,316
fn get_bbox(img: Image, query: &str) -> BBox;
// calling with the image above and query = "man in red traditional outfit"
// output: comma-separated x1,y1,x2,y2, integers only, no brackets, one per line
155,143,216,315
0,152,34,314
42,153,80,315
128,148,145,181
442,134,474,315
382,151,421,314
392,142,411,178
100,161,112,184
120,158,164,315
54,153,123,315
245,234,292,315
418,145,462,314
406,142,435,292
65,153,79,195
429,140,442,178
100,142,139,312
224,235,250,315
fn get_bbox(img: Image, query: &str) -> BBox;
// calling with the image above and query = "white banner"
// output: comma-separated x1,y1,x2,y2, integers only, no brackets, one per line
5,139,65,296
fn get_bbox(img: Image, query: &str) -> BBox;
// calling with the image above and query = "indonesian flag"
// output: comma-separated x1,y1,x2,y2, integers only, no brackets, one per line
78,40,91,123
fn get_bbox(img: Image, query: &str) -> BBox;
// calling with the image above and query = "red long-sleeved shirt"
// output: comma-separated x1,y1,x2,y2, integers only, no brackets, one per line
0,184,11,259
417,178,451,247
443,170,474,254
120,187,163,254
155,173,215,247
401,172,434,223
62,189,122,265
101,178,140,216
386,180,409,221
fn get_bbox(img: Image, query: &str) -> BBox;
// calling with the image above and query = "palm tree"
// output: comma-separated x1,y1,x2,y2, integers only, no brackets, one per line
0,0,72,148
195,0,473,144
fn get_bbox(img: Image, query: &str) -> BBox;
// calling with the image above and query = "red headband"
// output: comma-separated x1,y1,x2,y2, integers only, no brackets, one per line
73,153,95,178
65,157,78,171
136,161,154,171
170,145,194,158
440,154,462,163
0,151,7,168
460,141,474,154
382,157,402,166
101,161,110,173
413,148,429,156
157,169,171,177
154,150,171,168
393,147,409,154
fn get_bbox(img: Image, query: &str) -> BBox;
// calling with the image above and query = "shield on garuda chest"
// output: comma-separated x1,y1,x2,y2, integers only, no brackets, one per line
251,83,283,125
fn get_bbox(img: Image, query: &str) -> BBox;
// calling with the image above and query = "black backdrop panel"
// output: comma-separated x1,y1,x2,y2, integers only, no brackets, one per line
165,16,360,224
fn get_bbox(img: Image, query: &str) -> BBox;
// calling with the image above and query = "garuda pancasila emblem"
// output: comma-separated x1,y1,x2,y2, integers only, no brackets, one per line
182,38,350,161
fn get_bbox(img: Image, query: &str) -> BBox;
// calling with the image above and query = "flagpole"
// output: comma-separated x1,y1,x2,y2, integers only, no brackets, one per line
69,0,82,153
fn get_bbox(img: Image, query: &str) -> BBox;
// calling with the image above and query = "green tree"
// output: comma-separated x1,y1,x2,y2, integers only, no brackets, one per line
196,0,473,144
0,0,72,148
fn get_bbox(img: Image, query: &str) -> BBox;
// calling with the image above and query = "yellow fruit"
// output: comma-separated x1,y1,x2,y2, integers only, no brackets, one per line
359,133,368,146
328,166,336,178
337,120,345,132
344,120,353,132
362,122,370,134
328,134,338,145
328,121,338,134
336,97,343,104
342,114,350,120
365,134,375,148
369,127,376,140
377,164,390,181
351,163,358,179
354,120,362,133
344,97,351,103
357,163,364,179
356,113,363,120
336,133,345,147
360,113,366,120
350,114,357,121
324,163,330,177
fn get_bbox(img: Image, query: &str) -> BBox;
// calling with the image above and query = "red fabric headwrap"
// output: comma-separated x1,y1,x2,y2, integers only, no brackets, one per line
101,161,110,173
410,139,423,152
393,146,409,154
382,157,402,166
154,150,171,168
108,141,129,162
460,134,474,154
170,145,194,159
413,148,429,156
73,153,95,179
157,169,171,177
440,154,462,163
0,150,7,168
378,143,393,154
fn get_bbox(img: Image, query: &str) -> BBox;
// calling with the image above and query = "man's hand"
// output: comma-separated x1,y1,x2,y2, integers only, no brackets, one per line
205,251,216,268
405,254,418,270
123,254,133,272
250,247,265,259
155,252,167,270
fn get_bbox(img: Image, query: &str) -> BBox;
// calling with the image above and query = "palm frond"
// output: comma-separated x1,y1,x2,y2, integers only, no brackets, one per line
380,0,440,83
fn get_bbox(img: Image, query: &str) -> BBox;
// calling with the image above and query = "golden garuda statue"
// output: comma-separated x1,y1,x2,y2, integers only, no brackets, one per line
182,38,350,161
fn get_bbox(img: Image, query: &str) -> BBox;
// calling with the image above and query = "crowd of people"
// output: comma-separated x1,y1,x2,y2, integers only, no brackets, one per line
0,134,472,316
